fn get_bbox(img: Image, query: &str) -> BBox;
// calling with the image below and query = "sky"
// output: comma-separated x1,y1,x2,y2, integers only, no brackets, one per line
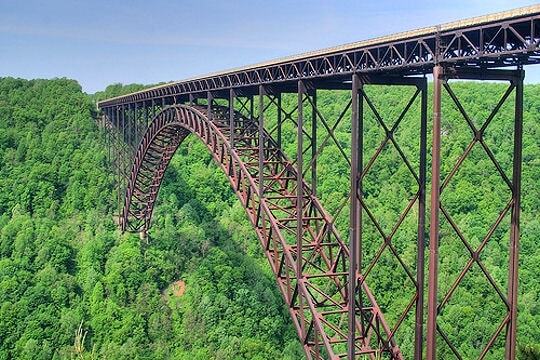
1,0,539,93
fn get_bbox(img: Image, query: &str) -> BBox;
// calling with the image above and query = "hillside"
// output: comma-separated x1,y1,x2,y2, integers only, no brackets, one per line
0,77,539,359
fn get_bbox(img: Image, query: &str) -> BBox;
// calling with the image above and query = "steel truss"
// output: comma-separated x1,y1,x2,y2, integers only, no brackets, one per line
98,72,434,359
116,100,409,359
427,67,524,360
98,8,540,107
95,7,535,360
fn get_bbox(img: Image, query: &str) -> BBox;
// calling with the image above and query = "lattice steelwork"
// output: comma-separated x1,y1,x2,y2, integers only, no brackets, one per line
426,68,524,360
96,5,539,360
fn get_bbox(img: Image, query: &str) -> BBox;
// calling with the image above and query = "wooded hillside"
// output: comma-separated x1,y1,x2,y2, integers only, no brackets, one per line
0,78,538,359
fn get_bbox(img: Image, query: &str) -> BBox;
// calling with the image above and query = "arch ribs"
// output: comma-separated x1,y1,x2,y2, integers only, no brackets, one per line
115,103,402,359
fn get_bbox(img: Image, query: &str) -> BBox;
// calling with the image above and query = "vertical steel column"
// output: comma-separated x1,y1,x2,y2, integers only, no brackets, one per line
144,102,148,129
127,104,132,150
107,108,111,164
427,65,443,360
207,91,213,121
311,89,317,197
277,93,282,148
258,86,266,235
297,80,306,339
118,105,123,220
415,78,428,360
115,106,118,214
348,73,362,360
250,95,254,120
229,89,235,147
506,70,524,360
258,85,266,200
133,102,138,151
137,103,141,145
121,104,126,210
121,104,125,159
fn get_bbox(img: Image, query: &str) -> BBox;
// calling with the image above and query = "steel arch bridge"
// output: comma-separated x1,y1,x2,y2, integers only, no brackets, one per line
97,5,540,359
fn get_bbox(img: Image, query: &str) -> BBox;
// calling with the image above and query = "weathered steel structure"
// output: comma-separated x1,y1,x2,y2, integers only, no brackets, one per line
97,5,540,359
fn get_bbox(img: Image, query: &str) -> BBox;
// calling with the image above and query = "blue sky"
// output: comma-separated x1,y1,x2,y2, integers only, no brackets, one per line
1,0,539,93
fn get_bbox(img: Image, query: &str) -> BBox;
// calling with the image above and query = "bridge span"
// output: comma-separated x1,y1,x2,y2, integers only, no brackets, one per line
97,5,540,359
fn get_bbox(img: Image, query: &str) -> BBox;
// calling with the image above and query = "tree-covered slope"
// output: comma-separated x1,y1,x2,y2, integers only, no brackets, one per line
0,78,302,359
0,78,538,359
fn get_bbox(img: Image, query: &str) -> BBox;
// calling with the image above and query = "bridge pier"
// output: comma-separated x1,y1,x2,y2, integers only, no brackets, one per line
426,66,525,360
427,64,443,360
348,72,362,360
348,74,428,360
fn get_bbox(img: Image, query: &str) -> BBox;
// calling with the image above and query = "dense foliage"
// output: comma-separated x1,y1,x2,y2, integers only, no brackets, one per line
0,77,538,359
0,78,301,359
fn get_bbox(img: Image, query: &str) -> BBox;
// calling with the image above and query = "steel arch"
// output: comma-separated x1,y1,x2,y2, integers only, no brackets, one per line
120,104,403,359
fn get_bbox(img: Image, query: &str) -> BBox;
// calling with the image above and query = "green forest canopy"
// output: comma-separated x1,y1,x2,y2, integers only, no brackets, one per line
0,77,538,359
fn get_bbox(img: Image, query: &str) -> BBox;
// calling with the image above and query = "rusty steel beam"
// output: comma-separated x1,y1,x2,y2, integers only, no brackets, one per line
258,85,265,200
258,85,266,233
506,70,523,359
311,89,317,198
427,64,443,360
207,91,213,122
229,88,235,148
348,73,362,360
118,105,123,219
296,80,306,342
416,77,428,360
277,92,282,149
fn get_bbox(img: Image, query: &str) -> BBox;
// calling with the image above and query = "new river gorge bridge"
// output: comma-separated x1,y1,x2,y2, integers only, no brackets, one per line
97,5,540,360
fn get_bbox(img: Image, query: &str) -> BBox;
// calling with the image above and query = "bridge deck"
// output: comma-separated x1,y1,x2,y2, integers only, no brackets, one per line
98,4,540,107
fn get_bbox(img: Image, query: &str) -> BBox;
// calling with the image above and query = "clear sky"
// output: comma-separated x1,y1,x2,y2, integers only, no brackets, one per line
1,0,539,93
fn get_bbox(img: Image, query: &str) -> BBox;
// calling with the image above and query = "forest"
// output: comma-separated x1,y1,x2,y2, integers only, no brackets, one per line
0,77,539,359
